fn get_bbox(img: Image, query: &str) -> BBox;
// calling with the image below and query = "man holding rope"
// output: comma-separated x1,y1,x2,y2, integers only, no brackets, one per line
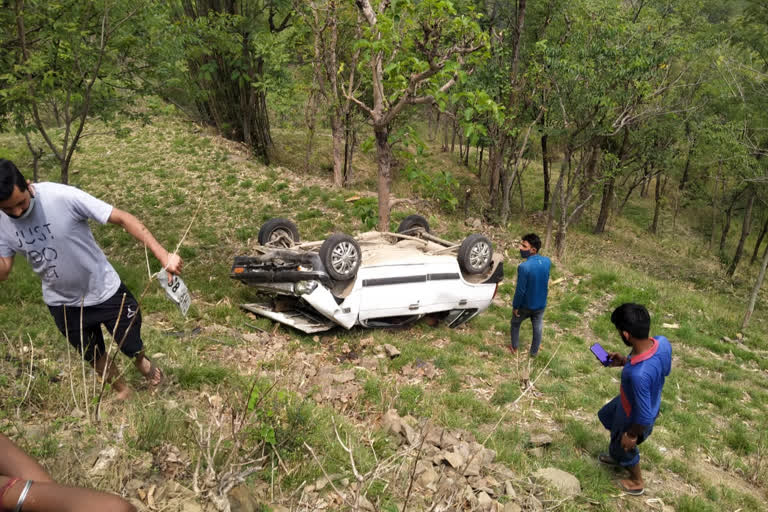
0,159,182,400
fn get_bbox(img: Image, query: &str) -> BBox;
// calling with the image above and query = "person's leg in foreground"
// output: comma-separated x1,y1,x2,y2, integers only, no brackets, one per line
598,396,649,495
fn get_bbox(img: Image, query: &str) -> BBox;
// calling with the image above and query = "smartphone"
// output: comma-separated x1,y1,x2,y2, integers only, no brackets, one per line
590,343,611,366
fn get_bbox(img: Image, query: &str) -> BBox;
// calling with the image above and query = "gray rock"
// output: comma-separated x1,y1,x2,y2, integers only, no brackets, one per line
532,467,581,497
418,466,439,489
522,495,543,512
383,344,401,358
503,502,522,512
528,434,553,447
504,480,516,498
442,450,466,469
477,491,494,511
180,501,203,512
229,485,260,512
332,370,355,383
356,495,375,511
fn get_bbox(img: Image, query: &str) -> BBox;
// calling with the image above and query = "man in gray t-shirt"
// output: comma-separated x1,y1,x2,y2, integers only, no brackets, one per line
0,159,183,400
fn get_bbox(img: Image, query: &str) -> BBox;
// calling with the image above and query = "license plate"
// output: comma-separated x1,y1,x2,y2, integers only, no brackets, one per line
157,270,191,316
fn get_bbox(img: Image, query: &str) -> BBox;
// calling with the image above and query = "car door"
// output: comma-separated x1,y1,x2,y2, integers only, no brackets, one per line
358,263,430,321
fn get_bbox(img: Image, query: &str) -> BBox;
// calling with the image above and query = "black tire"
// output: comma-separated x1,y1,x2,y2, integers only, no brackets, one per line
397,214,431,234
320,233,361,281
458,234,493,274
258,218,300,247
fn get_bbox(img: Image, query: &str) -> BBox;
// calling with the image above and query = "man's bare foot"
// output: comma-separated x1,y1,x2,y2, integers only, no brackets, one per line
112,379,133,401
618,478,644,495
135,355,164,386
619,464,644,495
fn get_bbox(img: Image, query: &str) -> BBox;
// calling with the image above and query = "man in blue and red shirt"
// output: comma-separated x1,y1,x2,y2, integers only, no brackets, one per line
598,303,672,496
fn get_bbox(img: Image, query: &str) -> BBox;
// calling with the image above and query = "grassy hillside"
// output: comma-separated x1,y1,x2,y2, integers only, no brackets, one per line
1,112,766,512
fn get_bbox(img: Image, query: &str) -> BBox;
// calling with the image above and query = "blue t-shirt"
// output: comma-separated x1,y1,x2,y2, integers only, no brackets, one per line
512,254,551,310
619,336,672,427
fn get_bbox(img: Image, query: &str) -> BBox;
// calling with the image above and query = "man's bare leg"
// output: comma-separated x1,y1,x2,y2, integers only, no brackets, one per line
619,463,644,492
92,353,132,400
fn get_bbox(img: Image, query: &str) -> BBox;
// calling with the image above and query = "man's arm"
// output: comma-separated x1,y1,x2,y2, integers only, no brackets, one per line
0,256,13,281
512,264,528,311
107,208,183,280
0,434,53,482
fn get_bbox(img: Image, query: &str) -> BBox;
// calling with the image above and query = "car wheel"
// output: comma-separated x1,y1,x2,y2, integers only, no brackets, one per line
458,234,493,274
258,218,300,247
397,214,431,234
320,233,361,281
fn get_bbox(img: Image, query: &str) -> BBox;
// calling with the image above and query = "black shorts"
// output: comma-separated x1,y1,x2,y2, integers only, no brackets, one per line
48,283,143,362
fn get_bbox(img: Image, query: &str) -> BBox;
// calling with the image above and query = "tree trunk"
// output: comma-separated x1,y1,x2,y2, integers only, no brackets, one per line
488,142,503,210
478,145,484,179
450,119,457,153
720,191,739,253
679,120,693,191
541,133,550,211
750,214,768,265
330,114,344,187
345,128,357,186
464,140,470,166
742,239,768,330
720,204,733,253
650,175,665,234
305,91,318,171
546,145,570,256
709,168,719,250
374,125,392,232
727,188,755,277
594,177,615,234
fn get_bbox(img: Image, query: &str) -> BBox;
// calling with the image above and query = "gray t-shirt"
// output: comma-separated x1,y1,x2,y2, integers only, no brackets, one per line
0,182,120,306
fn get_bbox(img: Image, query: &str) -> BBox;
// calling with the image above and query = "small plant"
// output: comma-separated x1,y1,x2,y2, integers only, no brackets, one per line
350,197,378,230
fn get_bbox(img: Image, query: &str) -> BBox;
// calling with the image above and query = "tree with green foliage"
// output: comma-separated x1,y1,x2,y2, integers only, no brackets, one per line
297,0,362,187
0,0,153,184
170,0,293,164
351,0,486,231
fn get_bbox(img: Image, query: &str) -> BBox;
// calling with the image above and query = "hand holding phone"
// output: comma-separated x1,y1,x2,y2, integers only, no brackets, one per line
590,343,612,366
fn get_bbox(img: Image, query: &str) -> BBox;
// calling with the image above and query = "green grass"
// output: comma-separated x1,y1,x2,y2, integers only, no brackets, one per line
1,111,767,511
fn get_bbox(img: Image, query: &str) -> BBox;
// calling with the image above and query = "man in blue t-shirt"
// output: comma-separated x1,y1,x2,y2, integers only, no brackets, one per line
509,233,551,357
598,303,672,496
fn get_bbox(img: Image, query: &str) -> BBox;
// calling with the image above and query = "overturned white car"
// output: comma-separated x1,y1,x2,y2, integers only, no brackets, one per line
230,215,503,333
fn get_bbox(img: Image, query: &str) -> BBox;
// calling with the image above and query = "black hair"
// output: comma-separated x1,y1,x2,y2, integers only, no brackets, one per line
610,303,651,339
522,233,542,252
0,159,28,201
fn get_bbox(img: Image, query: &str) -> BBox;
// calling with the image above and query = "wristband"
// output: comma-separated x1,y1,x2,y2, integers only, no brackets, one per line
13,480,32,512
0,478,21,507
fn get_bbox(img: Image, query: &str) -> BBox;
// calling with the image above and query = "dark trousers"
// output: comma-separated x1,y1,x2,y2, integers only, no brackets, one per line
48,283,143,362
598,396,653,467
510,307,545,356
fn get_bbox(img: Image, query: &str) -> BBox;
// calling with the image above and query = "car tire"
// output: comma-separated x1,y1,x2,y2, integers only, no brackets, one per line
458,234,493,274
397,214,431,234
258,218,300,247
320,233,361,281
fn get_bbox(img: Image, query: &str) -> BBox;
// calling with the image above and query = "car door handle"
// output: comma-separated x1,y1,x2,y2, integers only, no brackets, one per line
459,299,468,306
409,303,419,310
